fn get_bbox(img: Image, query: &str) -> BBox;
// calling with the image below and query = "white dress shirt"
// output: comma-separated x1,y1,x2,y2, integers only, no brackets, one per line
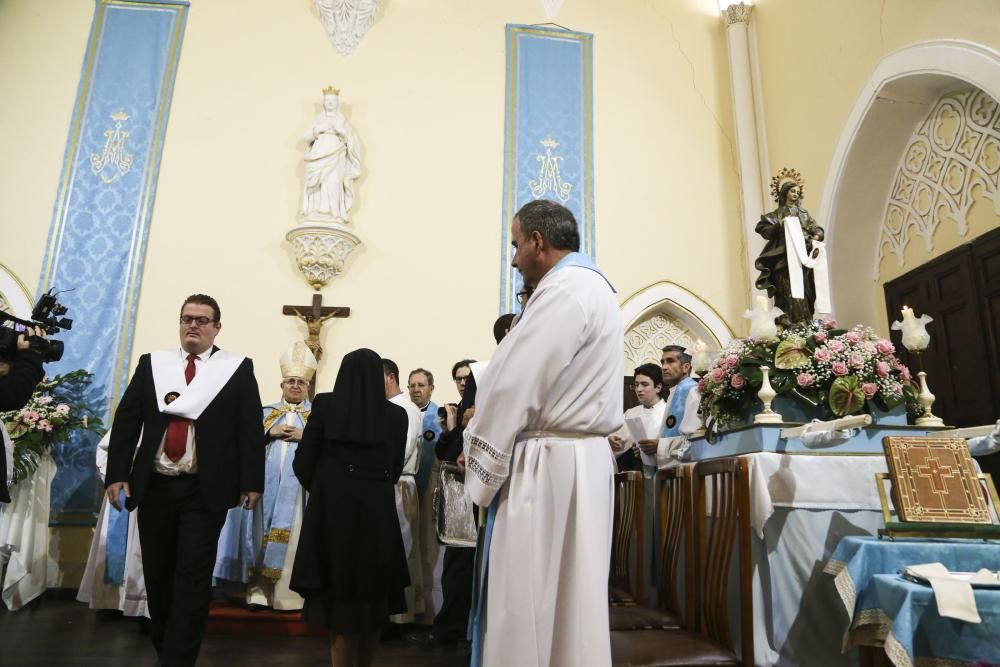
153,348,213,475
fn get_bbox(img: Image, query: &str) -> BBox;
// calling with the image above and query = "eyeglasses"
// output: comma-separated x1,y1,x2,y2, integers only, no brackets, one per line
516,288,534,305
283,378,309,387
179,316,216,326
454,376,469,384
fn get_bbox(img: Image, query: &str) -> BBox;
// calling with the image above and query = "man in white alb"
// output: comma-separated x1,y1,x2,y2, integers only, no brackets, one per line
383,357,425,626
648,344,701,467
464,199,623,667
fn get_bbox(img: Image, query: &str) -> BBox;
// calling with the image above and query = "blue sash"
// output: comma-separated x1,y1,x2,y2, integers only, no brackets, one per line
415,401,440,498
661,377,698,437
260,401,309,581
470,496,499,666
104,490,128,585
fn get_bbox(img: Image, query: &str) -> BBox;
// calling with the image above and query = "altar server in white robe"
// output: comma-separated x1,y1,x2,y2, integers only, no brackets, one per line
214,341,316,610
77,431,148,617
383,357,425,624
608,363,666,469
464,200,622,667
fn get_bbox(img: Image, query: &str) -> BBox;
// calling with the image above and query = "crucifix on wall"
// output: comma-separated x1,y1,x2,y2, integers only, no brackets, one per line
282,293,350,361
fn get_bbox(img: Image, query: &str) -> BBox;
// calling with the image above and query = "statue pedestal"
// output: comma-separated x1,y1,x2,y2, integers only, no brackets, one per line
286,220,361,290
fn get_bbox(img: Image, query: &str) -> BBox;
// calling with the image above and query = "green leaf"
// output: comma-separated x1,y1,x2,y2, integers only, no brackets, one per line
774,336,811,369
880,392,904,410
828,376,866,417
741,365,763,385
770,373,793,394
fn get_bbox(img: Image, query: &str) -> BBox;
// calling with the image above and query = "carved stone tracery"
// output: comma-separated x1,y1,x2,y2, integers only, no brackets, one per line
624,311,696,370
879,88,1000,267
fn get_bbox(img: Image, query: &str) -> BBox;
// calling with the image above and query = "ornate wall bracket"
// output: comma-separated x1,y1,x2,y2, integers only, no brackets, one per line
286,221,361,290
313,0,379,57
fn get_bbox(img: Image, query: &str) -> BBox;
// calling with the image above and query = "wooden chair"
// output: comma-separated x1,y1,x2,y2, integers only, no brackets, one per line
609,470,644,606
611,456,754,667
610,465,690,631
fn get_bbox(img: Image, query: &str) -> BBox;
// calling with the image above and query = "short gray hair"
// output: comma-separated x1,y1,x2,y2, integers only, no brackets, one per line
661,344,692,366
515,200,580,252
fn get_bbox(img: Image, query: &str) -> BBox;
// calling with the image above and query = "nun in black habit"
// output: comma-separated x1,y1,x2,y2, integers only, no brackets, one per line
290,348,410,667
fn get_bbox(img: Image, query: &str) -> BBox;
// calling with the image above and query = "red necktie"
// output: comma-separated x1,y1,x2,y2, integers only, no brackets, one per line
163,353,197,462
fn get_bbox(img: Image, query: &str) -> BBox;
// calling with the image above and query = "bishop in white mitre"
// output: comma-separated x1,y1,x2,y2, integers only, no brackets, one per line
213,341,316,610
464,200,622,667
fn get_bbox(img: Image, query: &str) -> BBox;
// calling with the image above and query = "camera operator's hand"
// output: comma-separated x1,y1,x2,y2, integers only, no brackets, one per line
461,406,476,428
16,326,45,351
445,404,458,431
106,481,131,511
456,451,466,472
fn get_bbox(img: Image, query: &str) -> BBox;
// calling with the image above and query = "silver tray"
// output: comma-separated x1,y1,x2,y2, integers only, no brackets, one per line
433,462,477,548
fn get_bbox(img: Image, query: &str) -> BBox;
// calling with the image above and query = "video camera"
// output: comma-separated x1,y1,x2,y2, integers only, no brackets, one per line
0,289,72,362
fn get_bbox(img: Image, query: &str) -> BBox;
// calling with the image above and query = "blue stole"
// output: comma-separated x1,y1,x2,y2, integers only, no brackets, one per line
661,377,698,437
547,251,615,293
415,400,440,498
471,496,499,666
260,400,309,581
104,489,128,585
213,400,309,584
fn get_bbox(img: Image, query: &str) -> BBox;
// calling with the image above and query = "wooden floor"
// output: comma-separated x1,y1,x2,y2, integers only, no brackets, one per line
0,595,470,666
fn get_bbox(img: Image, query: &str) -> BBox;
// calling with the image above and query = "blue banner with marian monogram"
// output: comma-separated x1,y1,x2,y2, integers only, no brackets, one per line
499,24,595,314
38,0,189,522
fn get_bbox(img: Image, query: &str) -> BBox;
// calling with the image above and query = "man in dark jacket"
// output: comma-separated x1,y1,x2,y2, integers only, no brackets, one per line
105,294,263,666
0,328,46,503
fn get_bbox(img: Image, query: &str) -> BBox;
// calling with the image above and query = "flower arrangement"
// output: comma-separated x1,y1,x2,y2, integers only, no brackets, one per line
699,320,919,434
1,369,104,485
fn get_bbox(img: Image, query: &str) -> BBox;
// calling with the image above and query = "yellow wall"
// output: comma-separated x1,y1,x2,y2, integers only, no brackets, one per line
0,0,743,402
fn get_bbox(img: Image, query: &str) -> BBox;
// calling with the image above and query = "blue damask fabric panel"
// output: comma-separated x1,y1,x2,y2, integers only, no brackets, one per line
37,0,189,522
499,25,595,314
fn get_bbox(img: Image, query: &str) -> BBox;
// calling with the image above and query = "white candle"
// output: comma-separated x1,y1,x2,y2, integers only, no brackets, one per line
691,339,711,374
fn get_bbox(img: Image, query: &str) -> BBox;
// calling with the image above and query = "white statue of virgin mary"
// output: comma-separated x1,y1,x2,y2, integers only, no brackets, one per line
300,87,362,223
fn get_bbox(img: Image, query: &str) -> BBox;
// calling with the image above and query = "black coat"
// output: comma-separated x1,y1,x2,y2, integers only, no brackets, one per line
106,350,264,512
0,349,45,503
436,371,477,462
290,391,410,629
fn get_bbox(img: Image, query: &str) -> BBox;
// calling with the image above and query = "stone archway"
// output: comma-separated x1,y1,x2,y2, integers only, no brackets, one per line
620,282,733,369
818,40,1000,329
0,262,32,318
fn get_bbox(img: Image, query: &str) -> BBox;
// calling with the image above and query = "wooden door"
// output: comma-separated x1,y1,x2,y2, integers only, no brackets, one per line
884,227,1000,478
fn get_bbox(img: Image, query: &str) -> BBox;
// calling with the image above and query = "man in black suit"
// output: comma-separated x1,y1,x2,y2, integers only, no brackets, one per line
0,327,46,503
106,294,263,666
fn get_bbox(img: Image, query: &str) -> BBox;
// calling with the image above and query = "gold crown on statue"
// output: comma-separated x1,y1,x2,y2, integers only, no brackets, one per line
770,167,805,203
322,86,341,96
280,341,318,382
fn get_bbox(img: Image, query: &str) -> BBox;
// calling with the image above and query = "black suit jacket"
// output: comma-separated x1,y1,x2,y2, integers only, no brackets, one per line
106,349,264,512
0,349,45,503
